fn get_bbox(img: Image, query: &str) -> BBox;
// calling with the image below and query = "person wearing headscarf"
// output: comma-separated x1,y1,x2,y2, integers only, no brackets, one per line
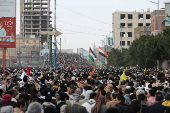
0,94,13,113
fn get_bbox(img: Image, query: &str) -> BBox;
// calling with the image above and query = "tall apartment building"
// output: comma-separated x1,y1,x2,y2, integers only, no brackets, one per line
20,0,52,42
112,11,151,49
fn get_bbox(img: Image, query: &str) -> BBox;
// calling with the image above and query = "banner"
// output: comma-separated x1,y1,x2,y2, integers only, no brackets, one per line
0,0,16,48
165,3,170,26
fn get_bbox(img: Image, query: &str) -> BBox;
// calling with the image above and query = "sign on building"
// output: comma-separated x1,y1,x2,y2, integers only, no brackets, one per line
0,0,16,48
165,3,170,26
107,37,113,46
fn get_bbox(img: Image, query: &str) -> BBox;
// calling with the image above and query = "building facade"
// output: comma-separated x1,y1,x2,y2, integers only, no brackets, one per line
20,0,52,42
0,35,40,67
151,10,165,35
78,48,88,60
112,11,151,49
134,26,151,40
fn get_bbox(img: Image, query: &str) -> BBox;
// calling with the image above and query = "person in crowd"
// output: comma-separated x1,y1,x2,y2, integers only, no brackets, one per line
30,89,38,103
15,87,25,100
138,94,148,113
82,92,97,113
92,90,109,113
0,89,3,107
65,94,87,113
79,86,93,105
146,92,168,113
14,100,26,113
115,95,127,113
27,102,42,113
124,89,131,104
56,93,68,113
23,94,30,109
52,81,60,90
44,105,57,113
106,108,120,113
126,104,141,113
106,93,117,108
6,90,17,108
0,94,13,113
162,89,170,107
42,94,56,109
147,89,156,105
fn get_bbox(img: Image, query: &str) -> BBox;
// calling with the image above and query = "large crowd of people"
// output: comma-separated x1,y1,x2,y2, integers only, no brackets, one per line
0,54,170,113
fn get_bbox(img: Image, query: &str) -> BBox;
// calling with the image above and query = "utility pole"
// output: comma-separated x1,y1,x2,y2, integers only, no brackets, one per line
50,35,52,71
121,26,122,53
54,0,57,69
157,0,159,69
60,38,61,53
114,30,115,48
19,33,21,67
9,48,10,67
40,29,61,71
93,42,95,53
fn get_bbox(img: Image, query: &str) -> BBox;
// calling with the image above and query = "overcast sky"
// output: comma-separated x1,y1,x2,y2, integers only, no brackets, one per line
16,0,169,52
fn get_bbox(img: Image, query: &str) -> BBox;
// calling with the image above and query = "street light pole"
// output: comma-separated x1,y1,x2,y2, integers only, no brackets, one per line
54,0,57,69
19,33,21,67
150,0,159,34
114,30,115,48
121,26,122,53
150,0,159,69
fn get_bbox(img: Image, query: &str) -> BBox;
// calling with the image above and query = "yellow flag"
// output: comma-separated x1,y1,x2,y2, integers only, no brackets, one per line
105,58,108,64
40,75,43,78
126,67,127,70
120,72,127,81
144,68,146,72
162,70,163,73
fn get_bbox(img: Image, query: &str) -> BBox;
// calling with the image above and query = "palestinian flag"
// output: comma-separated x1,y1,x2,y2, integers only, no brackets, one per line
90,66,95,76
99,46,108,57
89,48,96,62
13,61,17,65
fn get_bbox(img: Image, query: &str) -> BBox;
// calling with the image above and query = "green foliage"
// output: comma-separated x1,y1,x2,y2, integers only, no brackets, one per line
107,27,170,68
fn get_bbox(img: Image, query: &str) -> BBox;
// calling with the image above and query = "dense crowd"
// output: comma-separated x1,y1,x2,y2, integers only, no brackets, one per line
56,53,92,69
1,56,170,113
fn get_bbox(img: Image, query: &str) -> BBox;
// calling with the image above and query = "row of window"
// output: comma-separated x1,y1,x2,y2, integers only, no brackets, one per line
120,41,131,46
120,14,151,19
120,23,150,28
120,32,132,37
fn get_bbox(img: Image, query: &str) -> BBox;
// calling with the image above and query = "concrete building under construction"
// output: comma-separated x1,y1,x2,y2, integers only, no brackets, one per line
20,0,52,42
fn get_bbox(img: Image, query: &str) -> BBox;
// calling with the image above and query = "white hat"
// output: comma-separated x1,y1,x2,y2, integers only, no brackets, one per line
71,76,76,81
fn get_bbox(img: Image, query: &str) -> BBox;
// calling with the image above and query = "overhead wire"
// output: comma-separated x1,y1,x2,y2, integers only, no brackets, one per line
57,28,104,36
56,19,109,32
56,4,111,26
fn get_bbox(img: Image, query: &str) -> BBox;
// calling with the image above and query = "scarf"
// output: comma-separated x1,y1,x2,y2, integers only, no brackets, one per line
92,95,105,113
2,94,12,106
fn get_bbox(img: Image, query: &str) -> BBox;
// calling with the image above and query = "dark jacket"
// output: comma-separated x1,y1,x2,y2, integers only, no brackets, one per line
65,104,87,113
56,102,67,113
146,102,168,113
115,103,127,113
